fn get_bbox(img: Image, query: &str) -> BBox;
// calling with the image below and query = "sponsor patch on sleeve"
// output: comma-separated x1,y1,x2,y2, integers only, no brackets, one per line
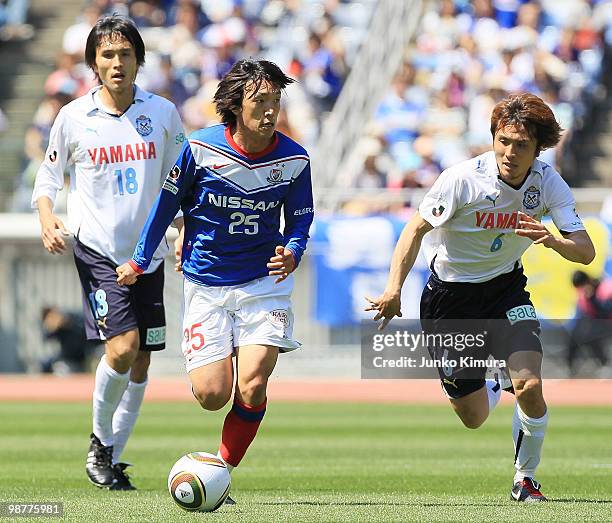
162,180,179,194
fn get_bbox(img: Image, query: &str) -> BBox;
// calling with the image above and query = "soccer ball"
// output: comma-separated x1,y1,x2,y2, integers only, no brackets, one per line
168,452,231,512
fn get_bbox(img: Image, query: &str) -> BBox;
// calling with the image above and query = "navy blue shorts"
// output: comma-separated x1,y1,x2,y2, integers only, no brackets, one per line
420,267,542,399
73,240,166,351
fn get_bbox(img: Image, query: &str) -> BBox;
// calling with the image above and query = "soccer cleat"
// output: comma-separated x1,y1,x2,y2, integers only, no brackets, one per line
510,478,547,502
86,433,114,487
109,462,136,491
224,495,236,505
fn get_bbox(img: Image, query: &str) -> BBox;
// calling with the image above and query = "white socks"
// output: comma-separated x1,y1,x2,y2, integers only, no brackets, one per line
217,451,234,473
485,379,502,414
112,379,147,463
512,403,548,483
92,356,129,447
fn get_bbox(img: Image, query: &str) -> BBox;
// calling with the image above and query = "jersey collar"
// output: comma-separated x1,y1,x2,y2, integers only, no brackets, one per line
86,84,146,115
224,125,279,160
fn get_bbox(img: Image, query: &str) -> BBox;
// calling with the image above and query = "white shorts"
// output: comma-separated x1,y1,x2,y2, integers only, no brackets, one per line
181,275,300,372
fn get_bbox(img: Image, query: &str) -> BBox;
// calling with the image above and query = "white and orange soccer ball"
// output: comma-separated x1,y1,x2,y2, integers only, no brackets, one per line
168,452,231,512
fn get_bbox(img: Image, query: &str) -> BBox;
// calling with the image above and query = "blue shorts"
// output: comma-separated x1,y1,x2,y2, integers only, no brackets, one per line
73,240,166,351
420,267,542,399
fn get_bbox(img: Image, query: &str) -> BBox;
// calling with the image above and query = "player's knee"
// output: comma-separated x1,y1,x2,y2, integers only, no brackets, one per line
106,343,138,370
514,377,543,403
192,384,231,411
237,375,268,405
458,412,486,429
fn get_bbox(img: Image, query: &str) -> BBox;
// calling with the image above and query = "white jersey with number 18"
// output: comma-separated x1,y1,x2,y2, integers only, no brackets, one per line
31,84,184,272
419,151,585,283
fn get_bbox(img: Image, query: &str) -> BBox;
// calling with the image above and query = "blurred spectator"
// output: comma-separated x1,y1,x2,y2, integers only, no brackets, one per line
566,270,612,376
11,93,71,212
44,52,94,98
40,306,100,375
567,271,612,376
62,3,102,56
300,30,347,114
0,0,33,41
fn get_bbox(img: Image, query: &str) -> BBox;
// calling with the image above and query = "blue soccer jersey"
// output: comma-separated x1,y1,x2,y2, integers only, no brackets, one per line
131,124,314,286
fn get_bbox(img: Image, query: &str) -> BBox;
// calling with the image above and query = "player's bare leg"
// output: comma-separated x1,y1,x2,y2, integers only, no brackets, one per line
508,350,548,502
448,387,489,429
88,329,139,488
189,356,234,411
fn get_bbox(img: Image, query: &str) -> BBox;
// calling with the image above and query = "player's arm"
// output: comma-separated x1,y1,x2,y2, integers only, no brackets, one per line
269,161,314,283
116,140,196,285
162,106,187,271
365,212,433,330
366,168,462,329
516,175,595,264
515,212,595,264
31,108,70,254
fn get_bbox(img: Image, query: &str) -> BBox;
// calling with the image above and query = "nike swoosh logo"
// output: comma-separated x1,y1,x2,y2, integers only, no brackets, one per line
212,163,230,169
511,490,521,500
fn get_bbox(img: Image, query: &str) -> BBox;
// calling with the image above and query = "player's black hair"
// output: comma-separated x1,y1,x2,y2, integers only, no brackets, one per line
214,59,294,127
85,15,145,81
572,270,591,288
490,93,562,153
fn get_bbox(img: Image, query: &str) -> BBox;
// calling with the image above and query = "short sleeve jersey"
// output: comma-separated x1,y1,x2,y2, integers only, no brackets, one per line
31,85,184,272
419,151,585,283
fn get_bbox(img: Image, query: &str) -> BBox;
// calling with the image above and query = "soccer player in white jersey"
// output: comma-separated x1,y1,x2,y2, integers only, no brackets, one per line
31,16,185,490
116,59,314,502
367,93,595,502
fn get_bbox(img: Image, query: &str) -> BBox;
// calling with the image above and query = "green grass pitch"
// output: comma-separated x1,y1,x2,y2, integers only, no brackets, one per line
1,401,611,522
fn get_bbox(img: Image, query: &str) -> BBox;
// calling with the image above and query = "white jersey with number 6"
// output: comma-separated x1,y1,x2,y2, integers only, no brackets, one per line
31,85,184,272
419,151,585,283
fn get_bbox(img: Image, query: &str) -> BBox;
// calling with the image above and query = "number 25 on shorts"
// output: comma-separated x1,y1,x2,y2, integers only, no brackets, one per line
183,322,205,356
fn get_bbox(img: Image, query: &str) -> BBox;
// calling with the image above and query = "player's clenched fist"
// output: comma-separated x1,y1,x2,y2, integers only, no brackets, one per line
365,292,402,331
116,263,139,286
267,246,295,283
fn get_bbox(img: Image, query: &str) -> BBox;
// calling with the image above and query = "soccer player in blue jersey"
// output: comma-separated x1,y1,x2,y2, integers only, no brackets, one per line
117,59,314,499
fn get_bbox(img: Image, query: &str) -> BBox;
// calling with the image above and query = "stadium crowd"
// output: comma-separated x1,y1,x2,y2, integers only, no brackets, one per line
353,0,612,197
9,0,612,211
0,0,33,41
11,0,374,211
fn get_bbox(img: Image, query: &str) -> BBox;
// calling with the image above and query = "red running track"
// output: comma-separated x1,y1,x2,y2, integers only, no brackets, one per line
0,375,610,405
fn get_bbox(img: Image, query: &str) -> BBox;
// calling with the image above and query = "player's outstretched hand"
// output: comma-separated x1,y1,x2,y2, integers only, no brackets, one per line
39,214,69,254
267,246,295,283
174,227,184,273
116,263,139,286
515,211,555,247
365,293,402,331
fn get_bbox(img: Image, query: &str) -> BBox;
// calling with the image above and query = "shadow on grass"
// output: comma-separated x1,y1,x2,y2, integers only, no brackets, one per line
261,499,612,507
549,499,612,504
